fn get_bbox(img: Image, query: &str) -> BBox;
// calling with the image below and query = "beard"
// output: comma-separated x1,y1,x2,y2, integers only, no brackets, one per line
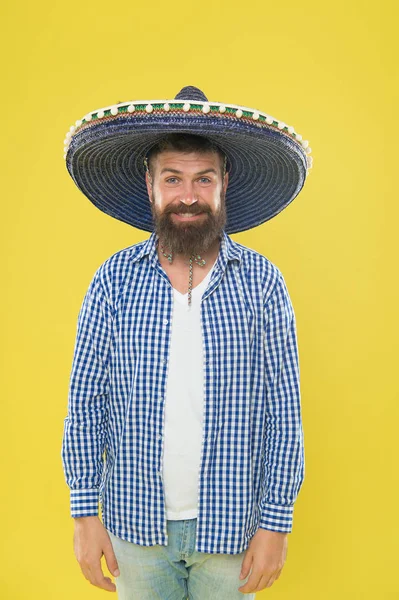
149,190,227,256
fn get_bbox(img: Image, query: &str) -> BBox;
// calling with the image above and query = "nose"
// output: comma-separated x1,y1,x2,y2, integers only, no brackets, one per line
180,181,198,205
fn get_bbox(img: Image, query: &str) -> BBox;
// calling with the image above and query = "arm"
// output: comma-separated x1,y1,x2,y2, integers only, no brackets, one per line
61,268,113,518
259,271,305,533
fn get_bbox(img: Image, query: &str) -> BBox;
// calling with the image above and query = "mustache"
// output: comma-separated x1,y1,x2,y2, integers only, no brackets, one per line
163,203,211,216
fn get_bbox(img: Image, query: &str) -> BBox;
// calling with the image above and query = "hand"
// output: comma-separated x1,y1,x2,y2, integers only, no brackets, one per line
73,516,120,592
238,527,288,594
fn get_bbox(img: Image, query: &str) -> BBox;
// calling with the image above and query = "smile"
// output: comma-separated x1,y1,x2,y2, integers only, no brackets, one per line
172,212,206,221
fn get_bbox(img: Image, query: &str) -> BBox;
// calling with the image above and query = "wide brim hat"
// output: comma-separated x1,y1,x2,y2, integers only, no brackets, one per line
64,85,313,234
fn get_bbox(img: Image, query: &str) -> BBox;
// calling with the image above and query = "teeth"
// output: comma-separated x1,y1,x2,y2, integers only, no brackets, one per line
179,213,199,217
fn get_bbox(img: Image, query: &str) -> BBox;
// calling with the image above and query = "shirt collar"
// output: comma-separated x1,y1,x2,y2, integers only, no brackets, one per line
129,229,242,272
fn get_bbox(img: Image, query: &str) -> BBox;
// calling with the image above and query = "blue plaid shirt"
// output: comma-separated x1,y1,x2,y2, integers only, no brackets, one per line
61,230,305,554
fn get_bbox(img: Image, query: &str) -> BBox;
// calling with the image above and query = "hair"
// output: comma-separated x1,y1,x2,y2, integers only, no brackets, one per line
145,133,227,178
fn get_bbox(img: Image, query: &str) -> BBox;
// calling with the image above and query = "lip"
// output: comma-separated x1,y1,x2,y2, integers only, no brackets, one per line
171,212,206,222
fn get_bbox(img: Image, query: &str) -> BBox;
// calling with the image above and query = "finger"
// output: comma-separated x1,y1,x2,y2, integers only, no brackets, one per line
103,538,120,577
265,572,278,588
253,573,274,592
239,550,253,580
238,568,264,593
87,562,117,592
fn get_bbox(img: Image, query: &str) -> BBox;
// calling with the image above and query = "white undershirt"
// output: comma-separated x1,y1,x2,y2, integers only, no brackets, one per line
162,262,216,520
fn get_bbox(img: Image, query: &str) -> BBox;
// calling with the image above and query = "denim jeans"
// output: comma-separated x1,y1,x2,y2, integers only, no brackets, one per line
106,518,256,599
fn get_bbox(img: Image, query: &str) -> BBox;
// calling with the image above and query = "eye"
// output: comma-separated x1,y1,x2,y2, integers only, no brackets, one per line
165,177,179,184
198,177,211,184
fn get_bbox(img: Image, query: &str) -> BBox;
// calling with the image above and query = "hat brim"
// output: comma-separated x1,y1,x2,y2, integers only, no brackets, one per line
66,109,309,234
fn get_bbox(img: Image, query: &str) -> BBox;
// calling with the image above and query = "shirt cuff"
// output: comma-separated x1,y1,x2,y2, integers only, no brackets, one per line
70,488,100,518
259,502,294,533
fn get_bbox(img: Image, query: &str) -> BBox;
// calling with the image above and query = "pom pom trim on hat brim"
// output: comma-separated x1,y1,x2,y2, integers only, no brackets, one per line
64,99,312,163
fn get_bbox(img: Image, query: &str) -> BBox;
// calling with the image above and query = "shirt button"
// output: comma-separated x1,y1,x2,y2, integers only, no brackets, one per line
162,359,167,365
157,434,163,440
163,319,169,325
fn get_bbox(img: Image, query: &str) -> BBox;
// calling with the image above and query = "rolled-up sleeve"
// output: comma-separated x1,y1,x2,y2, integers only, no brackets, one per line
61,269,113,518
259,271,305,533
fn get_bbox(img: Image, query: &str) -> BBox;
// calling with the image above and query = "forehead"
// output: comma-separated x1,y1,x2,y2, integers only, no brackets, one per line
154,150,222,171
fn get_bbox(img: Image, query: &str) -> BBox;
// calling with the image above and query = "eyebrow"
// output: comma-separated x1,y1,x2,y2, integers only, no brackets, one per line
159,168,218,176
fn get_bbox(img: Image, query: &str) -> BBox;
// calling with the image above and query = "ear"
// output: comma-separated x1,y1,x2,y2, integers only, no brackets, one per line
223,171,229,194
145,170,153,202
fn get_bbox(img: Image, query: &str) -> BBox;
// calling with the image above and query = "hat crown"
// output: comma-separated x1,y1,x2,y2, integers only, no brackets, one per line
174,85,208,102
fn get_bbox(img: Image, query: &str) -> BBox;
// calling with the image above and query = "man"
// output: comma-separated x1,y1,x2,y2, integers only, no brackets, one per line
61,85,311,599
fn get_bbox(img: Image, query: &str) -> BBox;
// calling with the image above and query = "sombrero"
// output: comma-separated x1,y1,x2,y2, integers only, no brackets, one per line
64,85,312,234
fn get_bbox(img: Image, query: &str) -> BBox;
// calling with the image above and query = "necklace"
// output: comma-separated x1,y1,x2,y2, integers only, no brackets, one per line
160,242,206,306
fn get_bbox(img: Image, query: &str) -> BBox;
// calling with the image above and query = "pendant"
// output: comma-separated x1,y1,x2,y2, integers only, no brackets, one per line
159,242,206,307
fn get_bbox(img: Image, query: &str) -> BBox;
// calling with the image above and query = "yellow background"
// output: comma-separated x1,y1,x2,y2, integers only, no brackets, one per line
1,0,397,598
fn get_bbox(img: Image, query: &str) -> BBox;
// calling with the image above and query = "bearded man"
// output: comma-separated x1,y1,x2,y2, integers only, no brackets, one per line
61,85,312,599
